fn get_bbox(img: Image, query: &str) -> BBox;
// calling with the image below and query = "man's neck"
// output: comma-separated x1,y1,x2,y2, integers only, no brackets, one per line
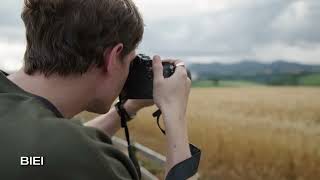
8,70,97,118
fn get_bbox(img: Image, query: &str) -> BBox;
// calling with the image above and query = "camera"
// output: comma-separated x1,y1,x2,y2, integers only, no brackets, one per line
119,54,191,100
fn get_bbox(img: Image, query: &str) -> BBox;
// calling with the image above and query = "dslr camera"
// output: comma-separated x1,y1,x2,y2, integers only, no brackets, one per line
120,54,191,100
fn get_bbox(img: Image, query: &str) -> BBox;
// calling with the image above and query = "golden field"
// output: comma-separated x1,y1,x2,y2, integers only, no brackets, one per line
79,87,320,180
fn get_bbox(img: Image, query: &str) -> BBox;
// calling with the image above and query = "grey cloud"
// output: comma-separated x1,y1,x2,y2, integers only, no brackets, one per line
0,1,24,27
0,0,25,42
139,0,320,61
272,0,320,45
0,0,319,63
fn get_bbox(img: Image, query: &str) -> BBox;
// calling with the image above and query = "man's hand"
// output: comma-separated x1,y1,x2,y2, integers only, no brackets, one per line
85,99,153,137
152,55,192,175
152,55,191,126
123,99,154,115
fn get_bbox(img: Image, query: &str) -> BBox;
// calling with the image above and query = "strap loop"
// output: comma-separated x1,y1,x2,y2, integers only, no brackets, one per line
152,109,166,134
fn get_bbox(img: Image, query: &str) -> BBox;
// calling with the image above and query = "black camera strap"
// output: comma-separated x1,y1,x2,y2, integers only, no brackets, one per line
152,109,201,180
115,101,142,179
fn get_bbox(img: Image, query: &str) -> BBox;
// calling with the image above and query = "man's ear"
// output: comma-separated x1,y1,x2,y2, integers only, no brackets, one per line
102,43,124,72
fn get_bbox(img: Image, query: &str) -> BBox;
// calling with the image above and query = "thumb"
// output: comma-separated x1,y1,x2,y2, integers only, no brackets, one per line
153,55,164,81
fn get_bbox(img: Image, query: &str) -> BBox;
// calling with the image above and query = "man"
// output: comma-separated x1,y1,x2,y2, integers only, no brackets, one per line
0,0,196,179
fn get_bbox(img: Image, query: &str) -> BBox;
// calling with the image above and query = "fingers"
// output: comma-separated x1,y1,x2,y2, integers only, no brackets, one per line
162,59,186,69
173,61,192,82
153,55,164,81
161,59,182,65
173,59,187,74
153,56,189,81
175,65,188,79
162,59,187,73
175,62,185,67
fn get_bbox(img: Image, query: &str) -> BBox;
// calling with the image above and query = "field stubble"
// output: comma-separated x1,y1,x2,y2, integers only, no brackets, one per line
80,87,320,180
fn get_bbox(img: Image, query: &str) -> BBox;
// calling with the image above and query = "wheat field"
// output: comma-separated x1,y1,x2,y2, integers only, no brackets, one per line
80,87,320,180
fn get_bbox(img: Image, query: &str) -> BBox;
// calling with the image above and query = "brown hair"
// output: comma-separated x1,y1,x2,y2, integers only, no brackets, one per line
22,0,144,76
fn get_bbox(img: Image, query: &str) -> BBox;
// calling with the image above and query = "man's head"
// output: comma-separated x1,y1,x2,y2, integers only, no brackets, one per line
21,0,144,113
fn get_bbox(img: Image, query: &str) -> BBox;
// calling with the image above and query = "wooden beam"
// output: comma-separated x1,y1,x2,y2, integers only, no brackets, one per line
112,137,166,166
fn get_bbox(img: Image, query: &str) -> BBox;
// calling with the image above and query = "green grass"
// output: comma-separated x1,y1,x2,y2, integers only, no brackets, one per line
299,74,320,86
192,80,261,88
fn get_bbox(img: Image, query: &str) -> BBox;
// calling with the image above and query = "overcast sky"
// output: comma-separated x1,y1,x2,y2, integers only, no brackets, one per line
0,0,319,72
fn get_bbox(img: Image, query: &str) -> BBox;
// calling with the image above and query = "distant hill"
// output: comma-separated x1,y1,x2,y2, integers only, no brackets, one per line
189,60,320,85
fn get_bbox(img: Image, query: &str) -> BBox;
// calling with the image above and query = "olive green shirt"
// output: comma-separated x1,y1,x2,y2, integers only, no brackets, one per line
0,72,138,180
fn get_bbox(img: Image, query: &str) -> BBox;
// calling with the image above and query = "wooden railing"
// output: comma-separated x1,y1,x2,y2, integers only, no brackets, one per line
112,136,164,180
112,136,199,180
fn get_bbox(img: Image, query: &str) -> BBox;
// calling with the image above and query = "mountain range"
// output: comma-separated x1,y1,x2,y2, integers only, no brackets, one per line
189,60,320,80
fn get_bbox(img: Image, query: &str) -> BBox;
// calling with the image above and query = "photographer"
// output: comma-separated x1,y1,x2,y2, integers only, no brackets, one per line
0,0,199,180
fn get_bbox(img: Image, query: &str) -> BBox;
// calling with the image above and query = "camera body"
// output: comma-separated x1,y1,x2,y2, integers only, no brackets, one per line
120,54,190,100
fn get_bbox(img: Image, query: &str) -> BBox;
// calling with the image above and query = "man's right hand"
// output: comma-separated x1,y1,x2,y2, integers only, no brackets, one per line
152,55,192,174
152,55,191,126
